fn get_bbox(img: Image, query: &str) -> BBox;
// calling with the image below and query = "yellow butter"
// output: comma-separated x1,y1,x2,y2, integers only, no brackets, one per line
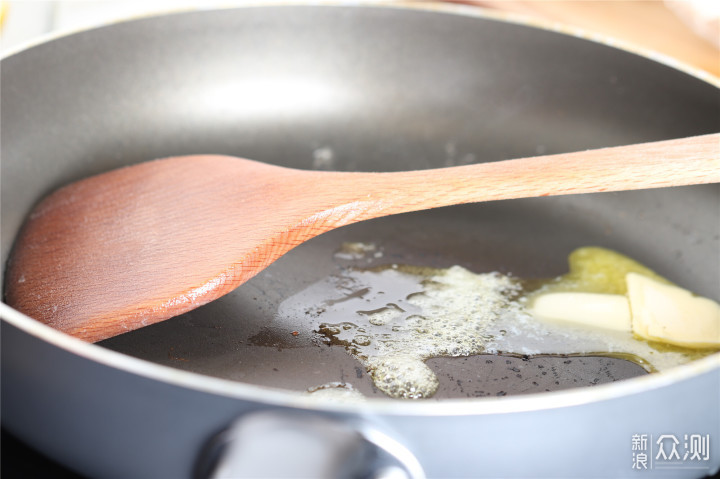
530,292,631,332
626,273,720,349
536,247,670,296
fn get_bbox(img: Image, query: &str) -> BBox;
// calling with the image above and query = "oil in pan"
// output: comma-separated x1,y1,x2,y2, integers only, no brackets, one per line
278,243,715,399
99,226,718,401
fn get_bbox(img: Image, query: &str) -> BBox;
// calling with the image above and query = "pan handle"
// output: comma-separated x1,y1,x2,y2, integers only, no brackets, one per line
195,409,425,479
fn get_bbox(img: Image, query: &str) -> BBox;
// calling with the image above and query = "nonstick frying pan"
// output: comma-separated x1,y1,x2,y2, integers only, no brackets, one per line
1,3,719,478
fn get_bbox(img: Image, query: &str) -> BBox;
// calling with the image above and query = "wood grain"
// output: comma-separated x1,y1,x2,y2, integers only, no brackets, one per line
5,134,719,342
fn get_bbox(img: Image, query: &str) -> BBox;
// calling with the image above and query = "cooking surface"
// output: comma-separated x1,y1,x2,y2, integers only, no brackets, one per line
98,199,702,399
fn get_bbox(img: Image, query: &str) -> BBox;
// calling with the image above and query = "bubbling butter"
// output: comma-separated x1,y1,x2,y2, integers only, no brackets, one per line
305,382,366,401
277,247,719,400
282,265,523,399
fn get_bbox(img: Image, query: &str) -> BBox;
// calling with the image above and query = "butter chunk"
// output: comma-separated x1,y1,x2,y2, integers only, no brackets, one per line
530,292,631,332
626,273,720,349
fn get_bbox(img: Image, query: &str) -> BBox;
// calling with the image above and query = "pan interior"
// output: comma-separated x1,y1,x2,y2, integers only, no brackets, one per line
98,184,718,399
2,5,718,400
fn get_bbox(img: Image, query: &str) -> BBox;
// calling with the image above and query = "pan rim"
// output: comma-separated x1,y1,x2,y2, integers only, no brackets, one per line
1,0,718,86
1,1,718,415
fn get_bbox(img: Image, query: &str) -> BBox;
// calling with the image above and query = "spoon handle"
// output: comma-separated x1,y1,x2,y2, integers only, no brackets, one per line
333,133,720,219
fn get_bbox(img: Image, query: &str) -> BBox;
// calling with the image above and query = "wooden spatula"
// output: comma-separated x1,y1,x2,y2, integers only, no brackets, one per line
5,134,719,342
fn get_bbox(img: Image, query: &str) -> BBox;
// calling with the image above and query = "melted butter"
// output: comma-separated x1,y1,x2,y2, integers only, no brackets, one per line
305,382,365,401
277,247,718,400
334,242,382,260
281,265,521,399
529,246,671,295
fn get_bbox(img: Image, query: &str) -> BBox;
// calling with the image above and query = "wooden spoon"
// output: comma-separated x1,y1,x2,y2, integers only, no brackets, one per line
5,134,719,342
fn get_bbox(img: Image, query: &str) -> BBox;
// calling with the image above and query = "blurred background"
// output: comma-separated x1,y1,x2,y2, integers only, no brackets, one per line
1,0,718,77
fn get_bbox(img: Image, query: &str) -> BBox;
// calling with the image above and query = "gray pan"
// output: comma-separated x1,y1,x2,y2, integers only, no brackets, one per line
1,3,719,479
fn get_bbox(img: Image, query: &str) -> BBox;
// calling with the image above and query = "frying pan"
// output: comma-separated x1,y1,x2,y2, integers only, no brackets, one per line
1,3,718,478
